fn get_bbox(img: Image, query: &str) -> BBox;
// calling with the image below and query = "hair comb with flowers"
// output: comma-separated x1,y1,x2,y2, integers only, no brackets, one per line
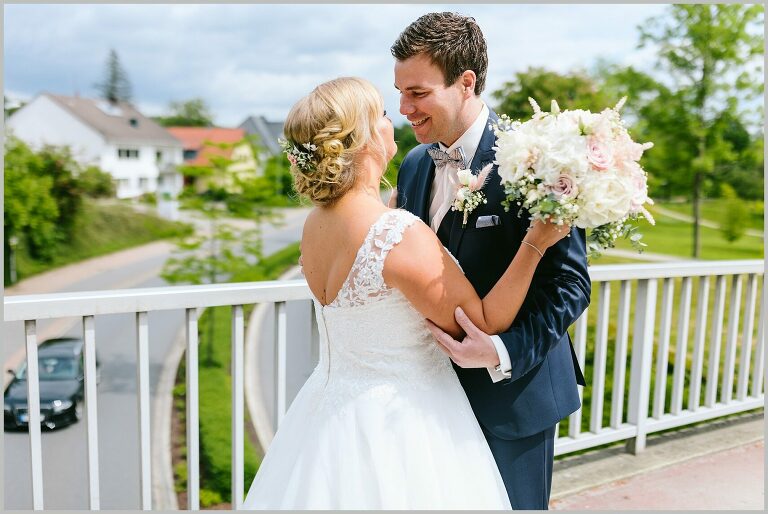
279,138,318,173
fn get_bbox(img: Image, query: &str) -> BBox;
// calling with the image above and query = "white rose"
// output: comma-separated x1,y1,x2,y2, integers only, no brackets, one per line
575,173,634,228
456,168,473,187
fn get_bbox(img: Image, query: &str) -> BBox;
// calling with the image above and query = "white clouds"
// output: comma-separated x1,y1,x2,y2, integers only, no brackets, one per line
4,3,669,127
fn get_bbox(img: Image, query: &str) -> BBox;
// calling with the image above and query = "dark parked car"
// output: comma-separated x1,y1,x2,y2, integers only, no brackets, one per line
4,338,100,430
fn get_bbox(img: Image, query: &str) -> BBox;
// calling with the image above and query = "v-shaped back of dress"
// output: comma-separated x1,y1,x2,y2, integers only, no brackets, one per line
310,209,453,395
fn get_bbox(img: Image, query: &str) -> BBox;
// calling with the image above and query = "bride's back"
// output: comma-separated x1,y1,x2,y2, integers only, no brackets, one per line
300,198,388,307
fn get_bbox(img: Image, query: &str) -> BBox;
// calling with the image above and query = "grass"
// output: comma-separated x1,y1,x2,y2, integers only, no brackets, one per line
611,206,763,260
15,200,193,279
657,198,764,232
173,242,302,507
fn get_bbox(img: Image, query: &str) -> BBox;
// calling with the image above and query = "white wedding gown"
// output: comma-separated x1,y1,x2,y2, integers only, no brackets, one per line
242,209,511,510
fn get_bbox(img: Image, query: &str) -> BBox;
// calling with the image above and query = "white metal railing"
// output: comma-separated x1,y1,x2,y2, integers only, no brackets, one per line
3,260,764,510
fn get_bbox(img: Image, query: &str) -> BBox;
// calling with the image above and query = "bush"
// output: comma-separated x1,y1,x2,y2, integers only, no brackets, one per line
78,165,116,198
199,489,223,508
720,183,749,242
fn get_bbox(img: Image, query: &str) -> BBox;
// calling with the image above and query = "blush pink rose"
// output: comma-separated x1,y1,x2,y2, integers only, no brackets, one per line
586,137,614,171
550,173,578,198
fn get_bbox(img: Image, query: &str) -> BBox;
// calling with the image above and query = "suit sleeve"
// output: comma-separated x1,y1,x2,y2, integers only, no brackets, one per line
496,224,591,383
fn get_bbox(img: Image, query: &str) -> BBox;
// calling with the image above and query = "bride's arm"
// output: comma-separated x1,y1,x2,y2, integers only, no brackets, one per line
384,220,566,339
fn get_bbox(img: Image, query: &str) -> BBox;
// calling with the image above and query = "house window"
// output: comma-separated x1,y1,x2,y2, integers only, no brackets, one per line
115,178,130,192
183,149,198,161
129,118,139,128
139,177,149,191
156,150,163,162
118,148,140,159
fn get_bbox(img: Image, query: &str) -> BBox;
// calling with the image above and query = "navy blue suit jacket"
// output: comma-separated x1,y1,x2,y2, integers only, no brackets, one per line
396,110,590,440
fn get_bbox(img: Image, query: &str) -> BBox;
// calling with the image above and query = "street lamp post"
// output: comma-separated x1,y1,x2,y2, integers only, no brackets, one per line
8,236,18,284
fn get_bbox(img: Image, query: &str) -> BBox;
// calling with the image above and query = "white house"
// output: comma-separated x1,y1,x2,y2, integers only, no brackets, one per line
6,93,185,209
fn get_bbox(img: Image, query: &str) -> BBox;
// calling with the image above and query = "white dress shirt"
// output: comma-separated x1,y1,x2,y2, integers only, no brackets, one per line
427,103,512,383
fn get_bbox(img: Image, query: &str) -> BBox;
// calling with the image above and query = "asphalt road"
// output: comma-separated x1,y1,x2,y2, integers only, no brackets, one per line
3,207,309,509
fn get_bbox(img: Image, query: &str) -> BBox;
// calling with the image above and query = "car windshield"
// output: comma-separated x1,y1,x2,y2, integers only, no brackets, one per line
16,356,79,381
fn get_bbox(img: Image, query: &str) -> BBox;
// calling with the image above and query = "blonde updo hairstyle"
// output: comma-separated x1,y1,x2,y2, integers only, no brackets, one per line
284,77,387,206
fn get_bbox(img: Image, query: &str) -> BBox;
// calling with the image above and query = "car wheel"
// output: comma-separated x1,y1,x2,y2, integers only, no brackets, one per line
73,400,84,423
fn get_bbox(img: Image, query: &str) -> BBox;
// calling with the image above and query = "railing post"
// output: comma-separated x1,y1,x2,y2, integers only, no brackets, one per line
231,305,245,510
568,310,588,439
135,311,152,510
186,308,200,511
626,279,657,454
274,301,288,427
24,320,45,510
83,315,101,510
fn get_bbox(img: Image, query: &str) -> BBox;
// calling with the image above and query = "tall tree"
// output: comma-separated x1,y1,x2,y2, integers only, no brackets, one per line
154,98,214,127
638,4,764,257
94,48,133,103
491,67,617,121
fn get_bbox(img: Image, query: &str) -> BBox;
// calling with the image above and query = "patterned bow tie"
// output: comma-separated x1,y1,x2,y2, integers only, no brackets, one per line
427,146,466,169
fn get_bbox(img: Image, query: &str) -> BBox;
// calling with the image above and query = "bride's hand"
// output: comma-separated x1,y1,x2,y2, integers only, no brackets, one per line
523,218,570,257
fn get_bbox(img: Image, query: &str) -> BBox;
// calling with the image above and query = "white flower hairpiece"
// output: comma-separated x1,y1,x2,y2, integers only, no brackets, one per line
279,138,318,173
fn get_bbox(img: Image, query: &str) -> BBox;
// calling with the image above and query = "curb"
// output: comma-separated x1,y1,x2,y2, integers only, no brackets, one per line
244,266,304,451
151,324,187,510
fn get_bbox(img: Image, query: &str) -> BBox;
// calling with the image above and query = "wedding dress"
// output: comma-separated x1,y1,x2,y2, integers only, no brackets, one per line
242,209,512,510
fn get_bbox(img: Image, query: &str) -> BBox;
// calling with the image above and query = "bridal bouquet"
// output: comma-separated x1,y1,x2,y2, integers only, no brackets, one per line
491,97,655,257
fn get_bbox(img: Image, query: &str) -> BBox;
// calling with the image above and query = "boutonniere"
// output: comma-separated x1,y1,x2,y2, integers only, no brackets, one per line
452,163,493,227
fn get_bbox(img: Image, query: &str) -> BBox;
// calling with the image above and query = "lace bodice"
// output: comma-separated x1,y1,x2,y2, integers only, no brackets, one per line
304,209,456,409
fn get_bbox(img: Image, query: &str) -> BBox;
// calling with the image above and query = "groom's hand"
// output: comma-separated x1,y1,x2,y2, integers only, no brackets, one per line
426,307,501,369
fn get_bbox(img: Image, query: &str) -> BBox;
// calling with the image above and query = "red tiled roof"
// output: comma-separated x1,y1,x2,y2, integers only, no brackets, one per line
167,127,246,166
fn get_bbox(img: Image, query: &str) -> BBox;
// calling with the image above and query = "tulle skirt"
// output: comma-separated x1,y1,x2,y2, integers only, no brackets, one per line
242,369,512,510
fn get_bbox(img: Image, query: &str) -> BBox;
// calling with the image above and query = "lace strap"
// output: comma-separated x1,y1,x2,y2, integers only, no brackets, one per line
332,210,418,307
368,209,419,262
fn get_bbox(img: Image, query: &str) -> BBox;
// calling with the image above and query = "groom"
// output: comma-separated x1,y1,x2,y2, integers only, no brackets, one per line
392,12,590,510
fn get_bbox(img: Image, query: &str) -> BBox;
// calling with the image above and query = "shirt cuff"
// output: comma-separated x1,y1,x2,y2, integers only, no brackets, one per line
487,335,512,383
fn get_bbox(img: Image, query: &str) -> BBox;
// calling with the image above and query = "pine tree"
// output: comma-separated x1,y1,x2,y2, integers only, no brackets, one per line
94,49,133,103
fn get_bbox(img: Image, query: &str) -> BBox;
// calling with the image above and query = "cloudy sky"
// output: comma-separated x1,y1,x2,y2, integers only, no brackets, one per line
4,3,670,127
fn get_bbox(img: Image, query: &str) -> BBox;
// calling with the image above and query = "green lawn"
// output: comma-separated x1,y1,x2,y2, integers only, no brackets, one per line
14,201,192,279
657,199,764,232
611,207,763,261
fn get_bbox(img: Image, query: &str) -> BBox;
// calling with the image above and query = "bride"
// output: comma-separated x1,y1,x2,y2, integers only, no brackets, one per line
242,77,568,510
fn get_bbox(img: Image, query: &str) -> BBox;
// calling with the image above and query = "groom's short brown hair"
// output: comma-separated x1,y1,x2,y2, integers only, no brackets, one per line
391,12,488,95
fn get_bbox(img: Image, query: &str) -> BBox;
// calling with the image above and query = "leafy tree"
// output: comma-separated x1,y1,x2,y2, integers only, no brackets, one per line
492,67,617,121
154,98,214,127
35,146,83,240
4,95,24,118
94,48,133,103
4,137,59,281
162,137,282,365
384,122,419,188
637,4,764,257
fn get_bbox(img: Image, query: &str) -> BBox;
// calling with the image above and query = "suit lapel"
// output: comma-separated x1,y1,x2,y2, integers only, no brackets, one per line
412,147,437,224
448,110,499,256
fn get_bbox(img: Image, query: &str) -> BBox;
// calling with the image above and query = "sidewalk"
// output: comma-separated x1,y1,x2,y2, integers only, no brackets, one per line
550,411,764,510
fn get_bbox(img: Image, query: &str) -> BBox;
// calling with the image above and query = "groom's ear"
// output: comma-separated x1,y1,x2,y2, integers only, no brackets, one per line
460,70,477,96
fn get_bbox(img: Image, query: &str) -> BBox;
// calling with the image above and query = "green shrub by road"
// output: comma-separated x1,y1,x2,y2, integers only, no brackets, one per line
14,201,192,280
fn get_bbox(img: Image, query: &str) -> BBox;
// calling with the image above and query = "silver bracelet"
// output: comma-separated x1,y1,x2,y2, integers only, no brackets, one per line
521,240,544,258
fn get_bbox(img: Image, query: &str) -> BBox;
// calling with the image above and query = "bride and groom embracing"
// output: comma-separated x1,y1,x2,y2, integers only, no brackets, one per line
243,12,590,510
